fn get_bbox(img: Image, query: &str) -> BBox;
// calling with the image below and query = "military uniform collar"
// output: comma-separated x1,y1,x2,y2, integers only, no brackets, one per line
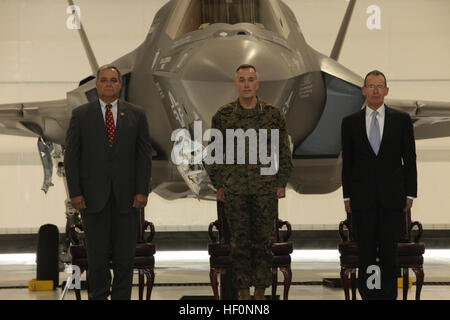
233,97,265,116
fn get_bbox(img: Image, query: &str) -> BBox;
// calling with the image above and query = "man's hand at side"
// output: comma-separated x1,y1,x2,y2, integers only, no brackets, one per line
404,198,413,212
133,194,148,208
71,195,87,211
344,200,352,213
217,188,225,202
276,187,286,199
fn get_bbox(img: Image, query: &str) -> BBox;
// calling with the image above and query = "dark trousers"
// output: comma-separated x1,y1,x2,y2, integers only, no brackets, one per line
224,193,277,289
353,204,402,300
80,189,138,300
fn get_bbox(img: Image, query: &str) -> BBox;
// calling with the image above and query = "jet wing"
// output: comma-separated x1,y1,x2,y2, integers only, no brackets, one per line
386,98,450,140
0,99,70,145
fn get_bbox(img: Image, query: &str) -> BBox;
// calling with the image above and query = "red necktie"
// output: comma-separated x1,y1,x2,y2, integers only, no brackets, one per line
105,104,115,147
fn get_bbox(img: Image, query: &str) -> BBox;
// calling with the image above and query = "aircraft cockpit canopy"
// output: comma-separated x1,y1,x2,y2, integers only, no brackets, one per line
166,0,290,39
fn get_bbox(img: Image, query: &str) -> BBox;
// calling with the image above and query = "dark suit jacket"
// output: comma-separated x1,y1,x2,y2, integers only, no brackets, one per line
341,106,417,210
64,99,152,213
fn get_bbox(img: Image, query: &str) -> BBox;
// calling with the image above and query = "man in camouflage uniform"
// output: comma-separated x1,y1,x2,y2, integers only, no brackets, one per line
206,64,293,300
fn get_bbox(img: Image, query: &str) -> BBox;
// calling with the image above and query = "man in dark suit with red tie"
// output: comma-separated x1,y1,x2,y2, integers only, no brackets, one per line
64,65,152,300
341,70,417,300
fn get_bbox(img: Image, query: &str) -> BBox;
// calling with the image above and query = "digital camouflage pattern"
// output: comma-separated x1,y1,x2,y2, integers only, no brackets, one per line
206,97,293,195
224,193,277,289
206,97,293,289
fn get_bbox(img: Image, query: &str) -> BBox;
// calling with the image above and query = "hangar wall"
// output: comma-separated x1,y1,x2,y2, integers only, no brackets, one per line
0,0,449,233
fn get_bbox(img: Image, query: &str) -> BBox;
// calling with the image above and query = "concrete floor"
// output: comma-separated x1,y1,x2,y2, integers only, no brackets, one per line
0,250,449,300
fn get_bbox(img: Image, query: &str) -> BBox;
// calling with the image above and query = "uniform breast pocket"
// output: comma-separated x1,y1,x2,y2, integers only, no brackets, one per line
260,119,278,130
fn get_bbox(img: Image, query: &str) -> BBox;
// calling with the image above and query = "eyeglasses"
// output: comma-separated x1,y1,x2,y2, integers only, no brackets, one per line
366,85,386,90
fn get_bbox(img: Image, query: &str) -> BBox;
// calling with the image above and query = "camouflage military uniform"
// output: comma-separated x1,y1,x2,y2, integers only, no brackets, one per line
206,97,293,289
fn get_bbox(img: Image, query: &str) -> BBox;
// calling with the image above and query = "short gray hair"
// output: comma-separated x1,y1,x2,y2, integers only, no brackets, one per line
96,65,122,80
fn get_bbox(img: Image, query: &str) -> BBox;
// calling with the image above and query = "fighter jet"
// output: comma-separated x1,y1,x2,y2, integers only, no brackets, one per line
1,0,450,204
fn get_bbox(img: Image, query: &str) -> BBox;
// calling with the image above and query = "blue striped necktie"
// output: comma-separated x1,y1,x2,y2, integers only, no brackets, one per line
369,110,381,155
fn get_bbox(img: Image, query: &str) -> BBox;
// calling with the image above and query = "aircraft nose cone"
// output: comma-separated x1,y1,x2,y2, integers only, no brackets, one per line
180,36,297,121
182,36,294,82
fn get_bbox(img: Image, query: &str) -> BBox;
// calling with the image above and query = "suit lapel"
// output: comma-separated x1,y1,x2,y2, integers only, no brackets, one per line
378,105,391,156
91,101,109,150
112,99,126,150
360,108,376,156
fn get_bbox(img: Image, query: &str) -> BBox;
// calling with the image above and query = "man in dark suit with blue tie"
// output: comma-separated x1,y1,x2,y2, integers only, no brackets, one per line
64,65,152,300
341,70,417,300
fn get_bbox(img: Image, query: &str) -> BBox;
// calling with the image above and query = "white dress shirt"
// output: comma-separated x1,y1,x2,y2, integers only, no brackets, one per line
366,104,385,140
99,99,118,126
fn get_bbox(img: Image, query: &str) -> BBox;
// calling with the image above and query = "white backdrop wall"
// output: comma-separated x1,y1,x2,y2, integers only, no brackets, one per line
0,0,449,233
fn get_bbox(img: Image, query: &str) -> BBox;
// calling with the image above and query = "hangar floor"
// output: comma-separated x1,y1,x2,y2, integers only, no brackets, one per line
0,250,449,300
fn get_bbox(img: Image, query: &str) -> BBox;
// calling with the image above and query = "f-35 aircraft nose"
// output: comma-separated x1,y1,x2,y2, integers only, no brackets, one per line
179,34,300,121
183,35,294,81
